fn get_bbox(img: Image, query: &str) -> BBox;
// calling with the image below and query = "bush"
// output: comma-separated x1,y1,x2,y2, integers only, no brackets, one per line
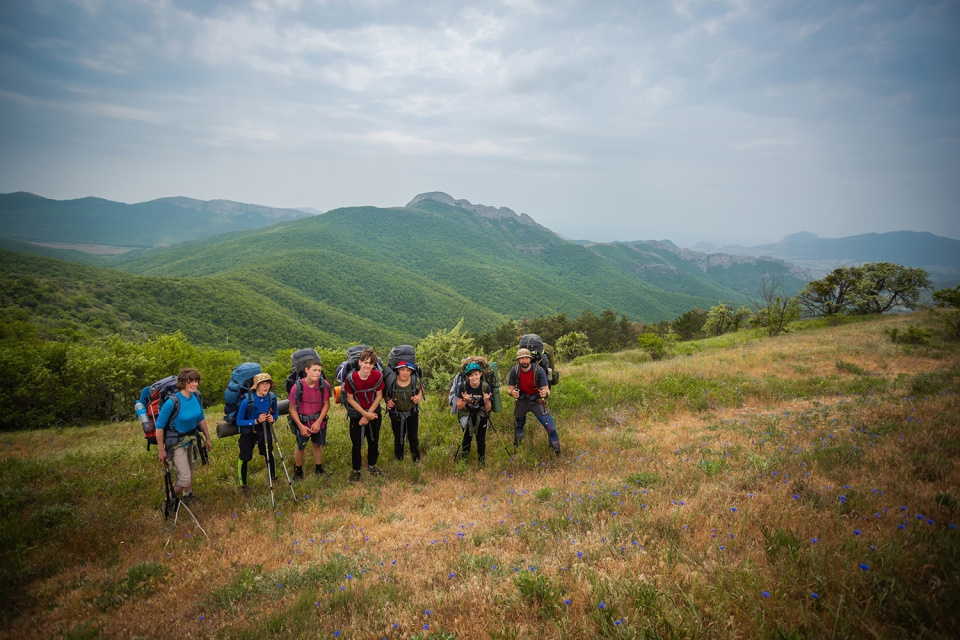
636,333,672,361
555,331,592,362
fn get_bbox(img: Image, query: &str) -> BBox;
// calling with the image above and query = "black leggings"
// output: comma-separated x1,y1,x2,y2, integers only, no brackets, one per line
389,411,420,461
349,412,381,471
459,414,488,461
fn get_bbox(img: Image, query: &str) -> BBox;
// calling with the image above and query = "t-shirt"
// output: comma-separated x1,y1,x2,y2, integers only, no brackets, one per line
347,370,384,411
390,379,419,413
157,391,205,435
509,365,543,396
457,380,491,418
289,379,331,419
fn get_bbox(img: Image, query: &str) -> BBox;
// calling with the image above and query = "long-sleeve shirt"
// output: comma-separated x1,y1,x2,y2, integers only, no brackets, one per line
236,392,278,427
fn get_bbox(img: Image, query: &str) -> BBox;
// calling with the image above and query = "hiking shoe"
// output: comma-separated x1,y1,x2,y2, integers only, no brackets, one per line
349,470,362,482
551,442,561,455
368,467,383,477
315,465,327,476
239,485,249,495
293,467,304,482
180,492,196,504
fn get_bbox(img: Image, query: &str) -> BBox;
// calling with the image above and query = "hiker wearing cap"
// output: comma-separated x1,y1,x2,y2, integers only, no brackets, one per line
156,368,211,503
385,361,424,462
455,361,492,463
508,348,561,454
345,349,385,481
235,372,279,492
288,359,332,480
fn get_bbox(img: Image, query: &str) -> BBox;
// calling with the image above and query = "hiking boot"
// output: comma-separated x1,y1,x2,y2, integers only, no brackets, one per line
315,465,327,476
293,467,304,482
551,441,561,455
368,466,383,477
180,492,196,505
349,470,362,482
239,484,249,495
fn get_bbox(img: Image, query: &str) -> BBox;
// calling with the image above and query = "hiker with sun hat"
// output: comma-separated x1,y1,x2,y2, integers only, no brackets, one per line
235,372,279,493
507,348,561,455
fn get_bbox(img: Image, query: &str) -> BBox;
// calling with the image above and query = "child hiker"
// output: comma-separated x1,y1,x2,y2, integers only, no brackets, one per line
235,372,279,493
287,358,332,480
508,348,561,455
344,349,384,481
385,361,424,462
455,361,492,463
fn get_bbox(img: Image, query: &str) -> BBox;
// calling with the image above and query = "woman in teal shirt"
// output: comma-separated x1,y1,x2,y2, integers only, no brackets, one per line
156,368,212,503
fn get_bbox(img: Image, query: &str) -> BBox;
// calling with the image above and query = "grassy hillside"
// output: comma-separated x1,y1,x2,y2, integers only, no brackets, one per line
2,311,958,638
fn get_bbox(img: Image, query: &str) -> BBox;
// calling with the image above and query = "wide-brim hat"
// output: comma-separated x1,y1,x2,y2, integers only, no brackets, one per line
515,348,533,361
252,372,274,390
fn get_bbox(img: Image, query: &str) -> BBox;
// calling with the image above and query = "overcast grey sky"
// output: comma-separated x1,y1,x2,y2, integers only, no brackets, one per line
1,0,957,246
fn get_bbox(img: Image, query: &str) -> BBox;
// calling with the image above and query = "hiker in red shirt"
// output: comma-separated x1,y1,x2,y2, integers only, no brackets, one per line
344,349,384,481
507,348,560,454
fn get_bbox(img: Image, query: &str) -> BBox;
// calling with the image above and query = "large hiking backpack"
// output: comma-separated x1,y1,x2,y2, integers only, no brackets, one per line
136,376,202,449
448,356,502,415
383,345,424,412
284,348,323,394
519,334,559,386
223,362,262,424
335,345,383,406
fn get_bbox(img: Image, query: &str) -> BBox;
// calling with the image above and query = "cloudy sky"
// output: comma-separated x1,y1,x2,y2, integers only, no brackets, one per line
1,0,957,246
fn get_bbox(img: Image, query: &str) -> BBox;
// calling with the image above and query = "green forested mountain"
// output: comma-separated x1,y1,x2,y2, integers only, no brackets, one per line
0,191,313,248
0,193,807,354
110,194,802,319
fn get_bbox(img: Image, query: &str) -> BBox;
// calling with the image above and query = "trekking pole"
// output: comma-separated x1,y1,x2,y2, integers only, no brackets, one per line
263,422,276,509
487,414,515,460
267,421,297,503
162,461,177,519
162,460,208,539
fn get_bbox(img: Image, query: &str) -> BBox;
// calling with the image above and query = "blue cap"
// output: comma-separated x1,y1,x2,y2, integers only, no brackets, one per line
464,362,483,374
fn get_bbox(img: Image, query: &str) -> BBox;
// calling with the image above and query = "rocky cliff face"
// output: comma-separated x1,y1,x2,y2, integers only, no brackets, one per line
406,192,547,230
639,240,811,279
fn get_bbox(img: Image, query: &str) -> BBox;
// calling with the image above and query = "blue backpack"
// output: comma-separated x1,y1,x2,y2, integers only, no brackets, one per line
223,362,262,424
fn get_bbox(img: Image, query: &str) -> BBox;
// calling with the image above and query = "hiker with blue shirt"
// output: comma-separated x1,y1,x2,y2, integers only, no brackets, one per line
155,368,211,503
235,372,279,493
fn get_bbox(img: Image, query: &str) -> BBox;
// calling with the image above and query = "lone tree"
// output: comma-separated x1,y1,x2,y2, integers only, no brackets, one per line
752,273,800,336
797,263,931,317
850,263,931,314
797,266,863,317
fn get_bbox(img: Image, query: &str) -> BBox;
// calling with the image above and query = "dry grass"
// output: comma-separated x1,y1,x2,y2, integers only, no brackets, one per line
1,311,958,639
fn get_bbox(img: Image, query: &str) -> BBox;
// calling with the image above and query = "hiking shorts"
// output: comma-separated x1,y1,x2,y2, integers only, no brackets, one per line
292,415,327,449
171,443,195,488
238,427,270,462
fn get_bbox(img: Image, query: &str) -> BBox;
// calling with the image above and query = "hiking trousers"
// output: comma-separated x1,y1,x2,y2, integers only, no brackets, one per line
514,397,559,447
349,412,381,471
389,411,420,461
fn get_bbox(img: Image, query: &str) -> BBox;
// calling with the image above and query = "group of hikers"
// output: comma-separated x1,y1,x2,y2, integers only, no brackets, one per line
144,342,561,505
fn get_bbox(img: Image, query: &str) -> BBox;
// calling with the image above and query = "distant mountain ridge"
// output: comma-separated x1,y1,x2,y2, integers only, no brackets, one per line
0,191,314,249
693,230,960,282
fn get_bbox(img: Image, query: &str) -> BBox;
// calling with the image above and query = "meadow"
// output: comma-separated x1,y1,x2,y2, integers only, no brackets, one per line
1,310,958,639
